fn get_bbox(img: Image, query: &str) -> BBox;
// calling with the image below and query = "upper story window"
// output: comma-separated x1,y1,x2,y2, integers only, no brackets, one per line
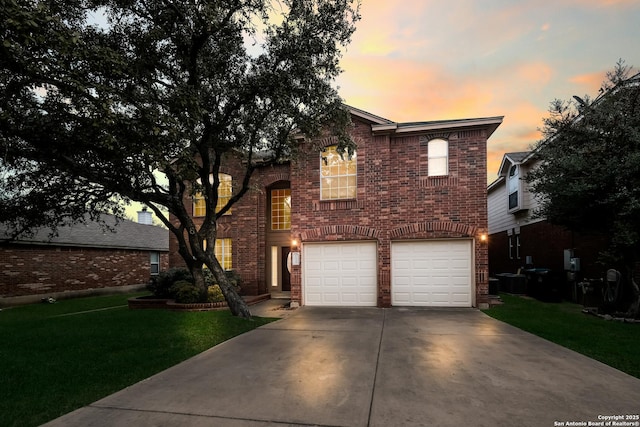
320,145,357,200
193,173,232,217
508,165,520,211
271,188,291,230
428,139,448,176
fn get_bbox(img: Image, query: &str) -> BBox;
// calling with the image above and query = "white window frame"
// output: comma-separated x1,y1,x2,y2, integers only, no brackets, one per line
427,139,448,176
150,252,160,275
508,164,523,212
320,145,357,200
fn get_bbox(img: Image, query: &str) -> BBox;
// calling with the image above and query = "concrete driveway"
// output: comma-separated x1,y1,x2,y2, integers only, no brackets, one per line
44,302,640,427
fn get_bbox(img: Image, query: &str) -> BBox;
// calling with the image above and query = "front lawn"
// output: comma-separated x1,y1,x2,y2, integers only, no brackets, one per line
0,293,276,427
483,294,640,379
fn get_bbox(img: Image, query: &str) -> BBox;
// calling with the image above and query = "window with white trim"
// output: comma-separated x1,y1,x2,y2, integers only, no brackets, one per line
150,252,160,275
508,165,518,210
428,139,448,176
320,145,357,200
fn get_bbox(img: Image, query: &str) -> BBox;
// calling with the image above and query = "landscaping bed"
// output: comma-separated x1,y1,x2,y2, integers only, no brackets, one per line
127,293,271,311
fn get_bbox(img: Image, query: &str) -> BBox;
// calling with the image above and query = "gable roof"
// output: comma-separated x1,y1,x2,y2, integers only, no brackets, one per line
389,116,504,138
488,151,536,192
0,214,169,251
345,104,503,138
345,104,395,125
496,151,534,177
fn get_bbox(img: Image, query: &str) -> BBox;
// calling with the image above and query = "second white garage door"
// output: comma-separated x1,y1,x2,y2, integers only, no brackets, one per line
304,242,377,306
392,240,473,307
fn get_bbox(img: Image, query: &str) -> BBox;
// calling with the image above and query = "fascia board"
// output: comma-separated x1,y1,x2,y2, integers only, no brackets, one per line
346,105,393,124
390,117,504,137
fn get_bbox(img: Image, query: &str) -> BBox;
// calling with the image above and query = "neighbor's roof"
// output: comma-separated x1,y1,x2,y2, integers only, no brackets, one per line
0,214,169,251
488,151,536,192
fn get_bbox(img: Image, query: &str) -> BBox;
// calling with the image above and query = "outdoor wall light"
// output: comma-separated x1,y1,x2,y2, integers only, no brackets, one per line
480,234,488,243
292,239,298,250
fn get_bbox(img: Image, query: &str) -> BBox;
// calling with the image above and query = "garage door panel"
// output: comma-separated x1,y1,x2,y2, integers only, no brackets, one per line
392,240,472,307
304,242,377,306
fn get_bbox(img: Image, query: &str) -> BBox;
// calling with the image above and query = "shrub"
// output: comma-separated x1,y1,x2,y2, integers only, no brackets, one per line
147,268,193,298
203,268,243,294
224,270,243,293
148,267,242,301
207,285,225,303
202,268,215,287
171,280,202,304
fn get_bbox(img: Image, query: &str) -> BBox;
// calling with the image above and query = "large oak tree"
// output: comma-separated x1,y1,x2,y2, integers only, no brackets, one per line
0,0,360,317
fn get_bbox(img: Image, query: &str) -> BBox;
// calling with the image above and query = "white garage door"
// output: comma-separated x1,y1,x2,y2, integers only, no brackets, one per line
392,240,473,307
304,242,377,306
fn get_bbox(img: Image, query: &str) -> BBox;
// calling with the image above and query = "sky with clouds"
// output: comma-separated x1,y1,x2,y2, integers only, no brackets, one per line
335,0,640,183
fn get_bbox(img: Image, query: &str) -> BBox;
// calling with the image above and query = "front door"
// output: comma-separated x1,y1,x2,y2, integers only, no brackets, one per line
281,246,291,291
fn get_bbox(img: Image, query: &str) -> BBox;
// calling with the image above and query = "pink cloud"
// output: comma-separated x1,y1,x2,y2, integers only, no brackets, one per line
568,71,607,93
515,62,554,87
339,56,500,123
569,0,638,6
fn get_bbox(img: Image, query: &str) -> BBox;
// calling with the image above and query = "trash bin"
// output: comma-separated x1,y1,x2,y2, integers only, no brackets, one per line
495,273,527,294
580,280,603,309
523,268,561,302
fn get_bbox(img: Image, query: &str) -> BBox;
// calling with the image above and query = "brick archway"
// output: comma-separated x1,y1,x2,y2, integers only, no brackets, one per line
390,221,478,239
299,225,381,241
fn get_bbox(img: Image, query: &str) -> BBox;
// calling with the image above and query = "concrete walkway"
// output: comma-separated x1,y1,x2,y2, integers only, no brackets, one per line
43,303,640,427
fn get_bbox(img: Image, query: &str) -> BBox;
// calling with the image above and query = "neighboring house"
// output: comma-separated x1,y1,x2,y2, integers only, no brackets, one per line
171,106,503,308
489,72,640,293
487,152,605,281
0,212,169,302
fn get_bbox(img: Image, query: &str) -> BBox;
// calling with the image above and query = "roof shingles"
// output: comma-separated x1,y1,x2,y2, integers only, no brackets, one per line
0,215,168,251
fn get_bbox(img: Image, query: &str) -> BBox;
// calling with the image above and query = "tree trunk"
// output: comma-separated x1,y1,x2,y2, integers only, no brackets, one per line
207,259,252,318
626,276,640,319
191,265,208,302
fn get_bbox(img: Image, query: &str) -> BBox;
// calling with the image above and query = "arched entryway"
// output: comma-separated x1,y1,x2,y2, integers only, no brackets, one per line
265,181,291,296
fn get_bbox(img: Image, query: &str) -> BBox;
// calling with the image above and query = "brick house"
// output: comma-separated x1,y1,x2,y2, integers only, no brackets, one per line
170,106,503,308
0,213,169,304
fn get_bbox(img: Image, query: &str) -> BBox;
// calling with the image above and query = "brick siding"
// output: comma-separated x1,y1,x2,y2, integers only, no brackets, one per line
0,244,169,297
170,115,492,307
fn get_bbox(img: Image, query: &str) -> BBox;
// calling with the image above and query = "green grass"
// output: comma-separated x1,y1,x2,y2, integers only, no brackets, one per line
483,294,640,379
0,293,276,427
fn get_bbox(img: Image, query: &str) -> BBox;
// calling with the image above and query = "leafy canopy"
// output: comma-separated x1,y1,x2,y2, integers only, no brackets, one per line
527,60,640,263
0,0,360,316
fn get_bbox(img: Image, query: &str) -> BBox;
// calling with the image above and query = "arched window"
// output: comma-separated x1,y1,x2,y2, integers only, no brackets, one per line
271,188,291,230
